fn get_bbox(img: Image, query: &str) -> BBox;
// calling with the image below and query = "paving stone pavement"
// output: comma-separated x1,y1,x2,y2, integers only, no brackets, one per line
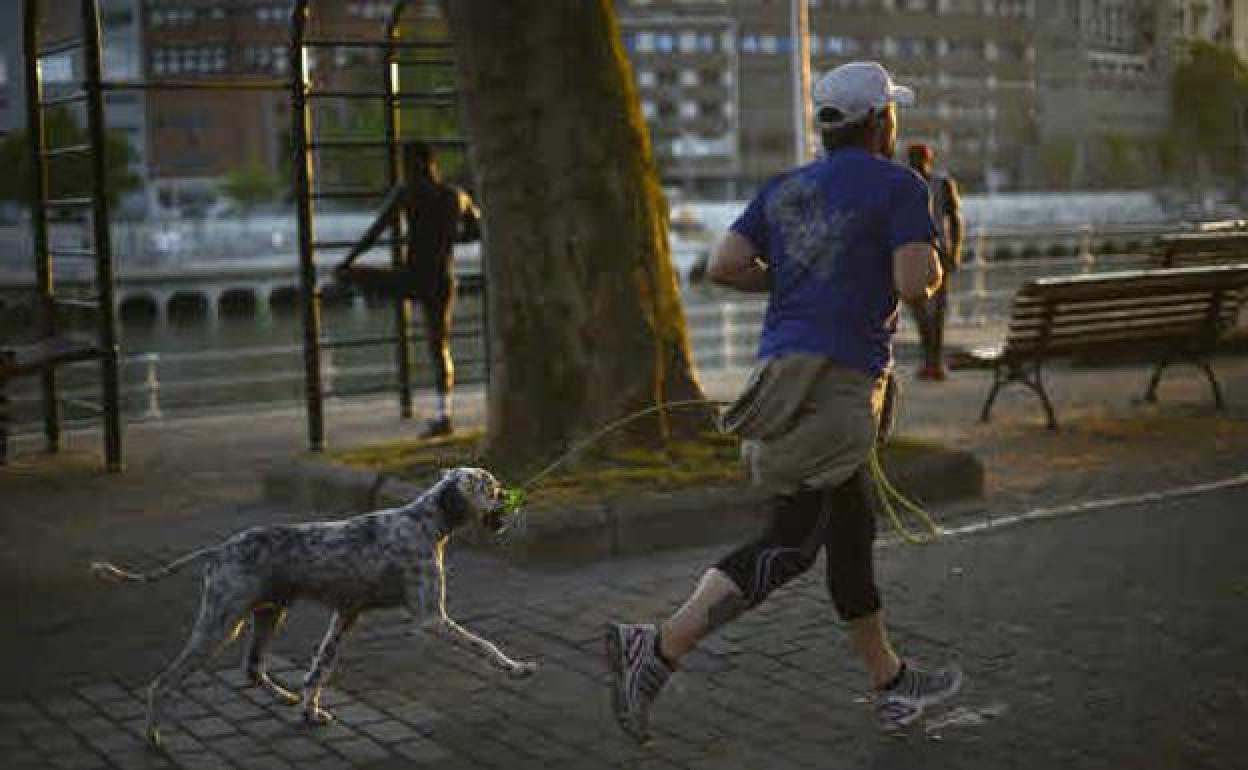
4,353,1248,768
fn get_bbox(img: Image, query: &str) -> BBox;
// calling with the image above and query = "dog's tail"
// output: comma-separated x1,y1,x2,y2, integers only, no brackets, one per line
90,545,220,584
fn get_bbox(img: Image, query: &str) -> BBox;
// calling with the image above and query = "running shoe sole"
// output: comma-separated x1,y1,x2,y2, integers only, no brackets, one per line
880,666,964,731
603,624,648,743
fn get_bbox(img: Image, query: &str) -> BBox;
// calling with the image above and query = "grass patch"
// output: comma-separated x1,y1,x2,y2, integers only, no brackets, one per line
331,430,746,509
331,431,948,510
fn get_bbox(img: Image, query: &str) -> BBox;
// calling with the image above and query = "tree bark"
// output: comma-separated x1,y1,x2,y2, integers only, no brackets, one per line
444,0,714,474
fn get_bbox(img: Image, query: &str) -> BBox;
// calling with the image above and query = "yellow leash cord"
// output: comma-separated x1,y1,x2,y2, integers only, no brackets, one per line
867,445,943,544
507,398,944,547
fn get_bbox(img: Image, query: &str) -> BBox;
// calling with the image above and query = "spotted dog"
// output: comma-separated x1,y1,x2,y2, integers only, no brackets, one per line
91,467,537,749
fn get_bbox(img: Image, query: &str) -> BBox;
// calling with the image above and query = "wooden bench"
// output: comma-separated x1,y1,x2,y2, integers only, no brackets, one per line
1154,231,1248,268
967,264,1248,429
0,298,103,464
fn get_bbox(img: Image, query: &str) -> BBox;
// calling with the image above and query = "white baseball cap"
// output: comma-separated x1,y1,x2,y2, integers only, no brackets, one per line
813,61,915,130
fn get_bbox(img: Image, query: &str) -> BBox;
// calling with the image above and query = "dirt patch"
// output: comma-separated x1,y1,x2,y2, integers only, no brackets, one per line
331,432,951,510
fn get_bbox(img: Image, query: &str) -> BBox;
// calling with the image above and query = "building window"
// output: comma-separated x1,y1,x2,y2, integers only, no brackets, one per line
657,34,675,53
741,35,758,53
635,32,654,53
680,69,699,87
896,37,929,57
679,32,698,53
642,100,656,119
638,69,656,88
946,38,982,59
825,36,859,55
680,101,698,119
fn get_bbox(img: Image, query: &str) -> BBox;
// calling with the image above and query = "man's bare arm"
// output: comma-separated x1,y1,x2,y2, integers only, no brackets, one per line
944,178,964,270
707,231,769,293
894,241,942,304
338,185,407,269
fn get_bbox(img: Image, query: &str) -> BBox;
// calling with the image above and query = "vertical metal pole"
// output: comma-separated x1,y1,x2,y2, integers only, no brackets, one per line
291,2,325,451
789,0,812,165
22,0,61,456
385,7,414,418
82,0,123,471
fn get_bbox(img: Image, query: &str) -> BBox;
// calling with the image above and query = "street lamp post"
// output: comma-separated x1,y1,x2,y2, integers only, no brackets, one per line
790,0,812,165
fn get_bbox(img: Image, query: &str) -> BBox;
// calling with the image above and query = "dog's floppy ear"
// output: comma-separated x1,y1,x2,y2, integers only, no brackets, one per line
437,470,469,528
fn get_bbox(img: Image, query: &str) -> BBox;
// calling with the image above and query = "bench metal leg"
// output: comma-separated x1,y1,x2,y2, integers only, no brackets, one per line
0,382,8,466
1143,359,1168,404
979,366,1005,423
1026,365,1059,431
1198,360,1225,410
979,361,1059,430
0,352,11,465
1144,356,1224,410
40,368,61,455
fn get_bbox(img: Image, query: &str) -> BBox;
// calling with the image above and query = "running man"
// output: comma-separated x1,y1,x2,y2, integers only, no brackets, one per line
604,61,962,742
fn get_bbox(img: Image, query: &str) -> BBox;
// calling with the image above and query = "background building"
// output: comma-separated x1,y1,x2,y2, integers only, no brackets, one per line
620,0,1038,196
1,1,1245,210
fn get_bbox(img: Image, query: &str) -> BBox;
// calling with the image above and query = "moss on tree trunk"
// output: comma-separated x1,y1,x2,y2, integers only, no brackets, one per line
445,0,715,477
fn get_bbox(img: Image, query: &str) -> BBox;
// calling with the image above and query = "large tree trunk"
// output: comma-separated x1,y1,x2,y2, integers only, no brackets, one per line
445,1,714,473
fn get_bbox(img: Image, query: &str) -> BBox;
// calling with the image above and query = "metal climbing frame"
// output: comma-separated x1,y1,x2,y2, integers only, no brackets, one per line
17,0,292,470
14,0,466,464
290,0,469,452
17,0,124,470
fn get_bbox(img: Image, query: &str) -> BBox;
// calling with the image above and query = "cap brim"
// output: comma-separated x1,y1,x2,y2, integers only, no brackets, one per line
891,84,915,107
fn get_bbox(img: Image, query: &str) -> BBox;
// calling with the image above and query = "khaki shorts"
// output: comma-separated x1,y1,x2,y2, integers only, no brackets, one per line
720,353,889,495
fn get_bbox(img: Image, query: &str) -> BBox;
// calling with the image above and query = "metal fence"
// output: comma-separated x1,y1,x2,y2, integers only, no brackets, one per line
1,248,1167,433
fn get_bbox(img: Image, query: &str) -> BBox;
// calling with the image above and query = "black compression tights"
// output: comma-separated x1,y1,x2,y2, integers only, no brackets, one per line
715,467,881,621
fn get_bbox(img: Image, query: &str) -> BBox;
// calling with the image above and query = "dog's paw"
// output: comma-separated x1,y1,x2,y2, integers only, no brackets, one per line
508,661,539,679
251,673,301,706
303,707,335,726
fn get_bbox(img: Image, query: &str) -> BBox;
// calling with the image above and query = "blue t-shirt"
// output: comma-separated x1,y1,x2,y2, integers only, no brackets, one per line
731,147,936,376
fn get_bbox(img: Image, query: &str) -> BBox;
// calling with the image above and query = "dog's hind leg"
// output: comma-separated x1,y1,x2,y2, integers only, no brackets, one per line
301,610,359,726
244,603,300,706
145,579,252,750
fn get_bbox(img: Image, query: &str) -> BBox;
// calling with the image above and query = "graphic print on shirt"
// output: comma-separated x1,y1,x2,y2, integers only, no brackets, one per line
765,174,854,282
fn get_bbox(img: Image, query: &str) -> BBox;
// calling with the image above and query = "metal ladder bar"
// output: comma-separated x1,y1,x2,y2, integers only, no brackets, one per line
39,91,89,107
42,143,93,159
39,37,84,57
23,0,60,456
81,0,124,472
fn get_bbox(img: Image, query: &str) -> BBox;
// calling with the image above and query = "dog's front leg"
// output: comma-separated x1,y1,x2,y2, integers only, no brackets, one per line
405,550,538,679
433,616,539,679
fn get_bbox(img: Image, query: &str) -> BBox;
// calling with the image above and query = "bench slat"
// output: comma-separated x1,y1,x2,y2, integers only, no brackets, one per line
1008,294,1222,323
1008,305,1229,334
1008,300,1236,329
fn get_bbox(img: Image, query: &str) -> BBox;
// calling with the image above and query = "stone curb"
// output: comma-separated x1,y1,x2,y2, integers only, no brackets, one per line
261,445,983,566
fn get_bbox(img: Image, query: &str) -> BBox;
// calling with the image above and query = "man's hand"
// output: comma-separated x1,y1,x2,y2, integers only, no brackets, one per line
894,241,942,304
708,231,769,293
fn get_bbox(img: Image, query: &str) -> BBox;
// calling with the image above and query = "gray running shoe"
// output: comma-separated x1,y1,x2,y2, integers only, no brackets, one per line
875,662,963,732
604,622,672,743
